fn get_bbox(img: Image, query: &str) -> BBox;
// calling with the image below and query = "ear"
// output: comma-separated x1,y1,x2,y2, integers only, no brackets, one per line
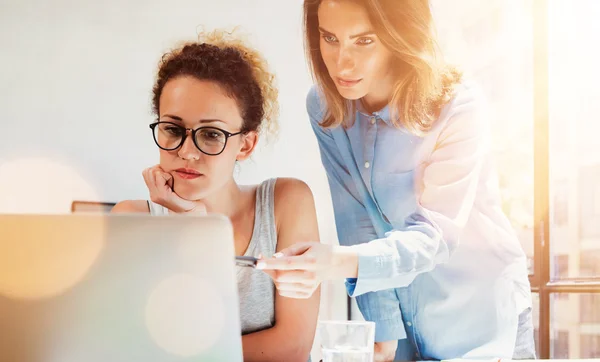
236,131,258,161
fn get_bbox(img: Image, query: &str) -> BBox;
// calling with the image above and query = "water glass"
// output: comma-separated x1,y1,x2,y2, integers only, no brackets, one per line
318,320,375,362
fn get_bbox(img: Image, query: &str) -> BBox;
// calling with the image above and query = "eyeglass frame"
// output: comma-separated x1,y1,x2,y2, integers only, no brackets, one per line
149,121,244,156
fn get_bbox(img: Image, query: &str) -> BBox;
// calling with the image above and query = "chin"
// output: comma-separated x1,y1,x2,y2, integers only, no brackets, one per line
335,86,367,101
173,182,208,201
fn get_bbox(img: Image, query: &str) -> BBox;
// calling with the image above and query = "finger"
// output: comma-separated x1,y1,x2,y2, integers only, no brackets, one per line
373,345,395,362
142,168,154,189
275,283,317,294
144,168,162,202
256,255,318,271
152,168,172,191
373,353,395,362
277,290,314,299
152,171,198,211
274,270,317,285
152,171,188,210
152,171,171,203
373,349,388,362
152,165,174,192
156,170,173,191
273,242,314,258
145,166,164,193
261,269,277,280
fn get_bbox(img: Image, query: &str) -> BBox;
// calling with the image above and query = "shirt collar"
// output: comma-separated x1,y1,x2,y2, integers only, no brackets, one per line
356,100,394,127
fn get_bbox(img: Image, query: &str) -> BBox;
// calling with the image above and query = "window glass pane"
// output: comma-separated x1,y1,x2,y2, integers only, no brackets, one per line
551,293,600,358
532,292,540,356
431,0,534,274
549,0,600,279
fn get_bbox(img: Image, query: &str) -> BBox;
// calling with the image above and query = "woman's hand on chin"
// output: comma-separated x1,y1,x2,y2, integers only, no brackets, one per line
143,165,206,214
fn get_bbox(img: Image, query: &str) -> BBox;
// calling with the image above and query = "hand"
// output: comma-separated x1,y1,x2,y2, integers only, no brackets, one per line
374,340,398,362
256,242,358,299
142,165,206,214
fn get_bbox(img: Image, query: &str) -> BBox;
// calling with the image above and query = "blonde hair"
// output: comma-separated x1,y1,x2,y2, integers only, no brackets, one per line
153,28,279,138
303,0,461,136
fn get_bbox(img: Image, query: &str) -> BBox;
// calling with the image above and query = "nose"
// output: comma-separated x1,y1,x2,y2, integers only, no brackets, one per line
336,46,355,72
177,133,201,161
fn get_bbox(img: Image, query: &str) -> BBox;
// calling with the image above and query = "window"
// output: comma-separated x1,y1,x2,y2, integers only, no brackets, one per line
551,294,600,358
431,0,600,358
549,0,600,280
580,294,600,324
581,334,600,359
551,330,569,359
542,0,600,358
431,0,535,275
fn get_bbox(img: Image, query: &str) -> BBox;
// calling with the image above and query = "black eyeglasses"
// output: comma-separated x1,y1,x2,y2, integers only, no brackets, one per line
149,121,243,156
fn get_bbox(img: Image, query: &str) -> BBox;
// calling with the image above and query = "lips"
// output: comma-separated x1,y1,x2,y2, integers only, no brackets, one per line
335,77,362,88
174,168,203,180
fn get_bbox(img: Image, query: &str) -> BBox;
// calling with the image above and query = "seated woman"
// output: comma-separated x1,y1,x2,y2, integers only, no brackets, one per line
112,30,319,362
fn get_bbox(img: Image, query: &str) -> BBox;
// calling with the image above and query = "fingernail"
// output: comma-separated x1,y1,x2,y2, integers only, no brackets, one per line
256,261,266,269
273,252,284,258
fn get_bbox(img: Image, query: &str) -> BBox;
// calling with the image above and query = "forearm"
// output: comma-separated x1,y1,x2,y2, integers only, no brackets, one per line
242,326,310,362
344,211,447,296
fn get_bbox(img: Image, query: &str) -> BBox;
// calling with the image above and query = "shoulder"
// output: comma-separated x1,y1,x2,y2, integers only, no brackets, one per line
435,79,490,138
272,178,315,221
306,85,327,122
444,79,488,118
271,178,319,245
111,200,150,213
273,177,314,205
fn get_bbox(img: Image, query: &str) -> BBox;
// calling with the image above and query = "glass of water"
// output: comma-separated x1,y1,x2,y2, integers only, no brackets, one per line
318,320,375,362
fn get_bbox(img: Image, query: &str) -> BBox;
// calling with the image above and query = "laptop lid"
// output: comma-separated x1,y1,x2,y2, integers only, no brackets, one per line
0,213,243,362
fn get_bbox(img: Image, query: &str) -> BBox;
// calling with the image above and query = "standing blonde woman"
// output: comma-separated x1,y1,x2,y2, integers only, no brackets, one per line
259,1,535,361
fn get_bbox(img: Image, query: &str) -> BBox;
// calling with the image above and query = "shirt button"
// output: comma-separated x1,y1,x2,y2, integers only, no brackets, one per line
364,161,370,169
406,321,412,327
370,116,376,125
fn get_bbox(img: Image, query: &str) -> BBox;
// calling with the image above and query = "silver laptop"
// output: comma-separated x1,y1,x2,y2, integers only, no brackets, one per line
0,213,243,362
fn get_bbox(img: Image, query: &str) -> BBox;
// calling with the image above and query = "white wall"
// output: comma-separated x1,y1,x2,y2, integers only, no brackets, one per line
0,0,349,358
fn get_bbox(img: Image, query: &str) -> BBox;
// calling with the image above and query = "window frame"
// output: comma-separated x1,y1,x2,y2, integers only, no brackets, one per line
532,0,600,358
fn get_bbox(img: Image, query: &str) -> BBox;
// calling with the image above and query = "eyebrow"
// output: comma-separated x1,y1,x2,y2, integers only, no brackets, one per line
161,114,226,124
318,26,375,39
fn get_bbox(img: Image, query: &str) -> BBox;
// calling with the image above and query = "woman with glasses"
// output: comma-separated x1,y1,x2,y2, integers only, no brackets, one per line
112,30,319,362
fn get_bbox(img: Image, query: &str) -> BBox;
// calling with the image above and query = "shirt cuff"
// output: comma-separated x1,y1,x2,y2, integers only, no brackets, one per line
345,243,393,297
345,276,385,298
372,316,408,342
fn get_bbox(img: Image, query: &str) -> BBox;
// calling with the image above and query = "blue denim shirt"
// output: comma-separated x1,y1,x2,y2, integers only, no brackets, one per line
307,82,531,359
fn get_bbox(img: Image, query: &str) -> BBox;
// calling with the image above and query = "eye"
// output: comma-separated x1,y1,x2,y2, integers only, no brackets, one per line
159,123,184,137
197,129,226,143
165,126,182,135
356,37,374,45
205,131,222,139
322,35,337,43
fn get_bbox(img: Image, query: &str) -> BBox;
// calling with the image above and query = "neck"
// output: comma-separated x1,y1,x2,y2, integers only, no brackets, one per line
361,72,396,114
200,178,247,218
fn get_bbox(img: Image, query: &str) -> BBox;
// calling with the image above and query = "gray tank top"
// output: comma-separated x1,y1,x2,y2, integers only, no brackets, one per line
147,178,277,335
